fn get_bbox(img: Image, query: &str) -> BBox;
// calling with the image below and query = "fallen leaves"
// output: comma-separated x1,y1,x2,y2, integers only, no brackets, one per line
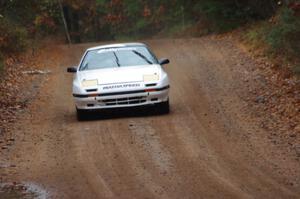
245,55,300,157
0,49,51,152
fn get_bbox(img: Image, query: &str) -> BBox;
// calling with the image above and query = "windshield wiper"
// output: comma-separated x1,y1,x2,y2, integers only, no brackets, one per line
113,52,120,67
132,50,153,65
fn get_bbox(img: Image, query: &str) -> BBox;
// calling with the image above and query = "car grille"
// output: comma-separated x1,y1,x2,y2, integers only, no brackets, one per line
99,96,147,106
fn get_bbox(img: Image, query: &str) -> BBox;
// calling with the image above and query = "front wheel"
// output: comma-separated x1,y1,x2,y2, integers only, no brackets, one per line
157,100,170,114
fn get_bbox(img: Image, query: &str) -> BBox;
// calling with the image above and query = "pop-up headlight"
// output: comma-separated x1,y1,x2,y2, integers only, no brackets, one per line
82,79,98,87
143,74,159,82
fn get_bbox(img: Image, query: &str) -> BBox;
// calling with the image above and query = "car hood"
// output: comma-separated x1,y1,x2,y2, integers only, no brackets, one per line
77,65,161,85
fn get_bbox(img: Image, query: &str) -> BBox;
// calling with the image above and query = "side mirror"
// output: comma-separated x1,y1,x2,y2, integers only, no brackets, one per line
159,58,170,65
67,67,77,73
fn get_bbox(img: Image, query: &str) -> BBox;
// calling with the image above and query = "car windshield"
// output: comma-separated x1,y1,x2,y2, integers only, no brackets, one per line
79,46,158,71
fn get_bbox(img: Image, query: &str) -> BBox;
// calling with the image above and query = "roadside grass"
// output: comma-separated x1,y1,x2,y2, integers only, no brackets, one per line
242,7,300,76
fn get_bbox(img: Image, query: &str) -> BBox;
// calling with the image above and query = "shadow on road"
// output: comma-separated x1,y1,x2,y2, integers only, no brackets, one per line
76,106,170,121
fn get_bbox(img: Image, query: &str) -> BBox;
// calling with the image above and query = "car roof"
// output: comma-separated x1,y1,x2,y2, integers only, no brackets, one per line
87,43,147,51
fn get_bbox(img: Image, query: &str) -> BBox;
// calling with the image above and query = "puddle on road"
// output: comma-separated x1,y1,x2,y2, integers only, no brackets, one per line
0,182,48,199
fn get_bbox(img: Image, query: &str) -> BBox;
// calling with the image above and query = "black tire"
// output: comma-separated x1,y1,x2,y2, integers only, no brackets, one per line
76,108,87,121
158,100,170,114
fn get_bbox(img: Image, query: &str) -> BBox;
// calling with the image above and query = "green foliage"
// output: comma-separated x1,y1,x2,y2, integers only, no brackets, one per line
293,64,300,75
0,0,61,58
266,7,300,57
245,7,300,58
0,0,298,54
1,0,299,76
191,0,277,33
0,17,28,54
244,5,300,75
0,0,282,42
0,0,292,40
34,0,60,35
123,0,142,17
244,21,269,44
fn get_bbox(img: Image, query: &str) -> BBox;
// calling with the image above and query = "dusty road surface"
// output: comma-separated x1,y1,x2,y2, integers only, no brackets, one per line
1,38,300,198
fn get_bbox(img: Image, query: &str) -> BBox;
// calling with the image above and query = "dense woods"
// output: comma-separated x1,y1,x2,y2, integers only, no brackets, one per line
0,0,300,72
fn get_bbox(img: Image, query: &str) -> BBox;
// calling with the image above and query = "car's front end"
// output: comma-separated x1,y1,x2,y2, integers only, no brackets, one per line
73,65,169,110
68,43,170,120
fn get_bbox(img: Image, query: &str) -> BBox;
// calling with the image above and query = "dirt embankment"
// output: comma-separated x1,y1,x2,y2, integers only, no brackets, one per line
0,37,299,198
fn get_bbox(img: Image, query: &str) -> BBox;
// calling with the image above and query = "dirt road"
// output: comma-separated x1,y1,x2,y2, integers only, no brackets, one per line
1,38,300,198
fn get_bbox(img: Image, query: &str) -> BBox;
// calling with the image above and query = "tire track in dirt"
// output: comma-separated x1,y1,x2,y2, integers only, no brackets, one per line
1,38,300,199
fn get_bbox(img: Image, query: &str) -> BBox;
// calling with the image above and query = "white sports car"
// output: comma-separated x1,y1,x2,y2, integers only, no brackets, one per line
67,43,170,120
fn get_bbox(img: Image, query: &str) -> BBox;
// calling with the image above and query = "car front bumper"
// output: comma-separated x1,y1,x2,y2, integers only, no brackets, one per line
73,86,169,110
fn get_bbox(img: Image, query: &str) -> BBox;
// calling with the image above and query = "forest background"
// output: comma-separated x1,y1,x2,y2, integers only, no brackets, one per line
0,0,300,74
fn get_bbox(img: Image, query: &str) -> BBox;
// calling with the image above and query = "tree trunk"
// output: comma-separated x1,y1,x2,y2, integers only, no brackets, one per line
58,0,71,44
